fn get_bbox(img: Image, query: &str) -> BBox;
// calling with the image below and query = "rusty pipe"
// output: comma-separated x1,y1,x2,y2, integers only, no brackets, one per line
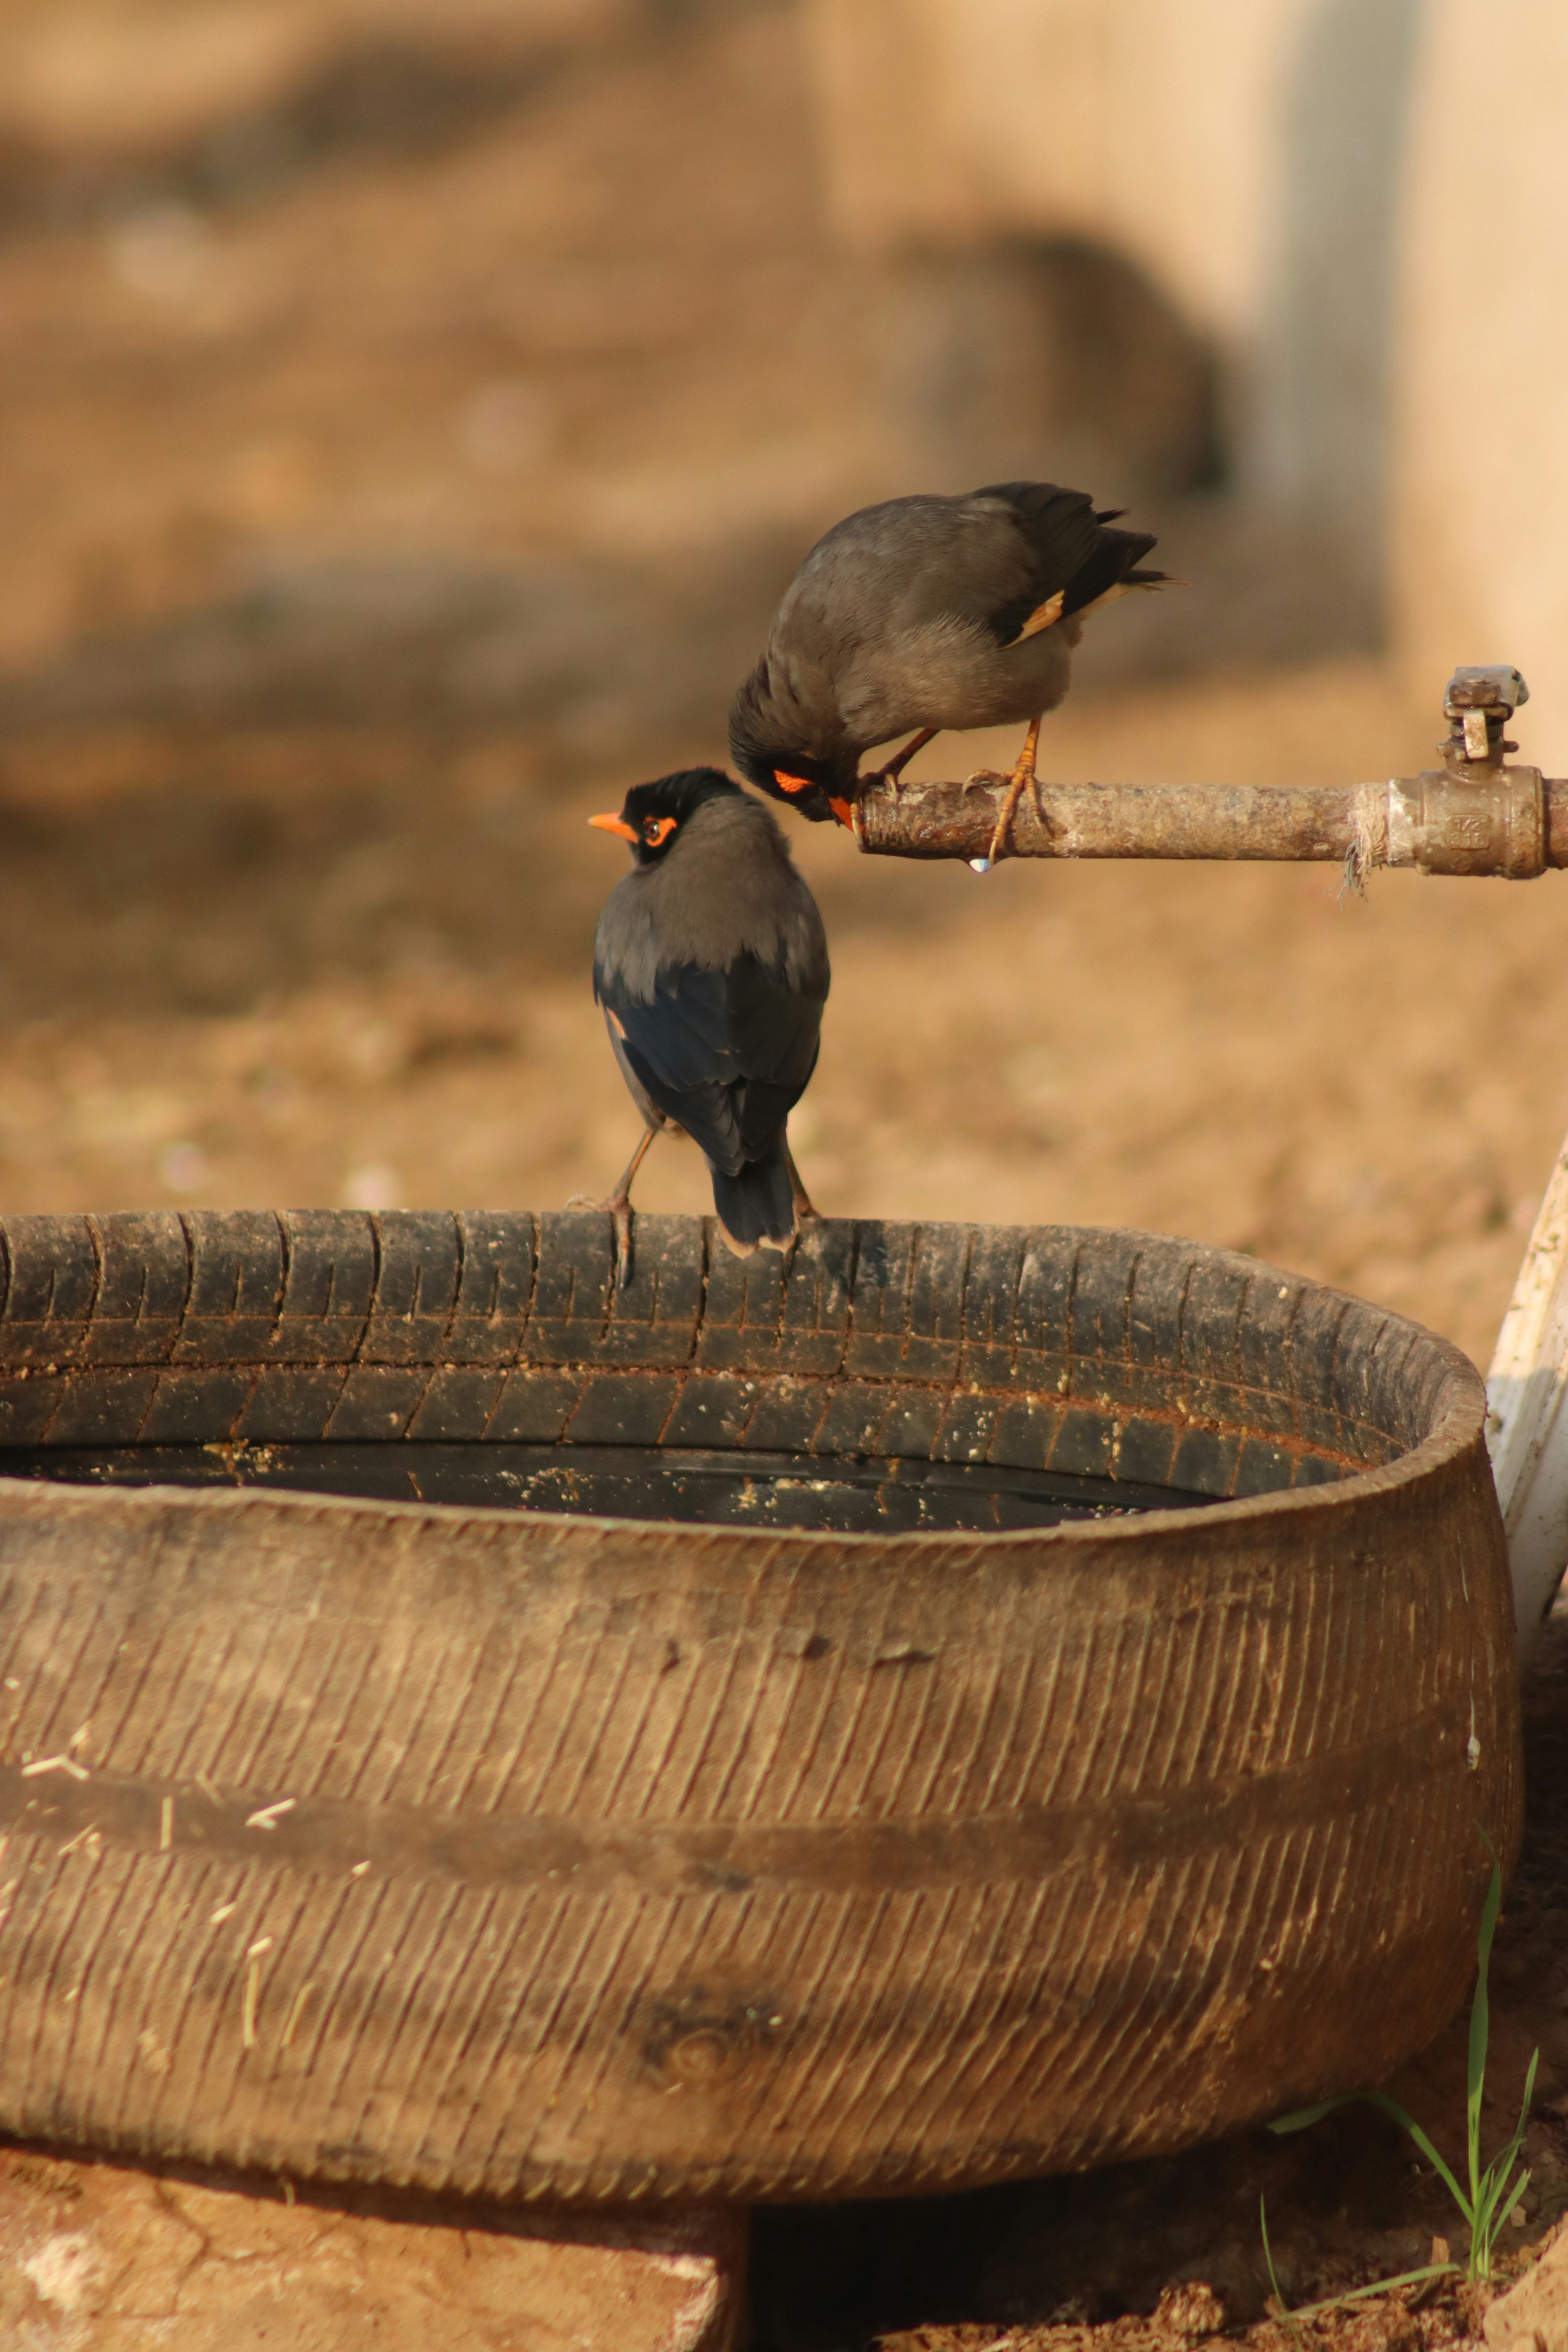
853,764,1568,878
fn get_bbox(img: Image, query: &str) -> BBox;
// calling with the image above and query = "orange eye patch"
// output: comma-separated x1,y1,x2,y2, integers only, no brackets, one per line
772,770,815,796
642,816,676,847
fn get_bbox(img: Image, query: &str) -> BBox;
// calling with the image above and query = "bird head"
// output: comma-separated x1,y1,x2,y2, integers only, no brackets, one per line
730,747,856,829
587,766,744,866
728,652,858,827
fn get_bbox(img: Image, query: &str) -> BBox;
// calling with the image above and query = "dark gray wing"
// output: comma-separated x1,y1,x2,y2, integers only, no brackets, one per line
781,484,1157,656
595,951,823,1177
972,482,1160,642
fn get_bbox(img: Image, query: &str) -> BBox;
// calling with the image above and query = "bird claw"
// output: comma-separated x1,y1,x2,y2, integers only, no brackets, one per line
782,1139,818,1230
566,1193,636,1288
610,1203,634,1289
779,1203,819,1279
985,719,1045,864
862,727,939,798
987,773,1050,863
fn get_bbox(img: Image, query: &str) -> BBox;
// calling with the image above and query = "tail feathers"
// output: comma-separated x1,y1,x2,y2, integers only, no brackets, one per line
1062,529,1163,617
1075,570,1172,619
710,1141,795,1255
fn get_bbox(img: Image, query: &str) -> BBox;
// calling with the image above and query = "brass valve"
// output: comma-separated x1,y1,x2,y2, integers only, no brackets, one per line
1441,664,1528,772
1382,665,1544,878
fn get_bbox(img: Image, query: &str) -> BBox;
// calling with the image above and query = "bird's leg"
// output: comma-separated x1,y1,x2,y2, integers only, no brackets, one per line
782,1137,819,1225
566,1126,657,1289
862,728,937,795
777,1137,820,1276
985,713,1045,864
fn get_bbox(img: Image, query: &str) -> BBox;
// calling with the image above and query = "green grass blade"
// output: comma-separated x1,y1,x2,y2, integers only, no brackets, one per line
1271,2089,1471,2220
1274,1848,1531,2294
1470,2169,1505,2269
1467,1863,1503,2217
1473,2165,1530,2281
1499,2051,1542,2195
1259,2195,1310,2352
1259,2194,1285,2301
1512,2049,1541,2155
1368,2096,1472,2220
1468,2038,1537,2278
1292,2263,1460,2317
1486,2098,1542,2239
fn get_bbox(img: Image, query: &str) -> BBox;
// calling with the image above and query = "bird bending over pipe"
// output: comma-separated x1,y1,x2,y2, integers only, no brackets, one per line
728,481,1171,865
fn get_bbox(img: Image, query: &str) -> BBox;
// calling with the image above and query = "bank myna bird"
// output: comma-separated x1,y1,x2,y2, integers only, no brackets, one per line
729,480,1169,864
572,766,829,1285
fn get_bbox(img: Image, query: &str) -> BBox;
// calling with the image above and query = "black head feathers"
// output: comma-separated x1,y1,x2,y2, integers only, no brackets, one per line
727,710,855,829
590,766,745,866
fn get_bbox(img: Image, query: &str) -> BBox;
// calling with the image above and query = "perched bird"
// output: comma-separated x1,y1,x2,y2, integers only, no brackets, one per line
571,766,829,1285
729,480,1169,864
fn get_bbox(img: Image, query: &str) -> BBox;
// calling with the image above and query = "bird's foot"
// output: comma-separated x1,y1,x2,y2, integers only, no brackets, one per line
782,1139,819,1227
567,1126,657,1289
985,717,1045,864
862,726,939,798
566,1192,636,1289
985,779,1031,865
960,771,1008,871
985,775,1049,862
779,1142,820,1274
858,759,910,802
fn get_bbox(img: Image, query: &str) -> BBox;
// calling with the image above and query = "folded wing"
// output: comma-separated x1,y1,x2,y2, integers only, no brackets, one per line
596,951,824,1178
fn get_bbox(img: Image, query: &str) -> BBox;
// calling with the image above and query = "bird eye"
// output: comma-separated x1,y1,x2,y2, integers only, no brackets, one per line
643,817,676,847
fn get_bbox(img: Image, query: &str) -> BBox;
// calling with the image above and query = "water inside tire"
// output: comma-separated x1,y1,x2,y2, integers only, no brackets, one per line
0,1443,1223,1534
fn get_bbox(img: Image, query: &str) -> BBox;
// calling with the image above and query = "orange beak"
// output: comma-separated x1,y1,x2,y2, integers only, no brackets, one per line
588,812,639,842
828,796,855,828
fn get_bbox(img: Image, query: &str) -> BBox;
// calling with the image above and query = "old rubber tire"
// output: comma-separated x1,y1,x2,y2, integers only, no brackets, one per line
0,1210,1521,2203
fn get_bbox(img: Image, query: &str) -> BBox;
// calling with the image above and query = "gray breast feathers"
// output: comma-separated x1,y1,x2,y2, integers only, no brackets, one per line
593,795,830,1008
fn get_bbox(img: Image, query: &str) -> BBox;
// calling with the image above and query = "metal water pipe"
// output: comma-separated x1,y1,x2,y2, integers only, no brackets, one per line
853,665,1556,884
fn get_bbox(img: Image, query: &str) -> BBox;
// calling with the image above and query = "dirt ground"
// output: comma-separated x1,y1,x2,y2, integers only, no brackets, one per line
0,2,1566,2346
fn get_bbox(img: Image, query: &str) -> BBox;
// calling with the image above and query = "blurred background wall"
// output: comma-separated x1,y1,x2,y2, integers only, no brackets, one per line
1390,0,1568,765
805,0,1566,762
1,0,1557,745
0,0,1243,751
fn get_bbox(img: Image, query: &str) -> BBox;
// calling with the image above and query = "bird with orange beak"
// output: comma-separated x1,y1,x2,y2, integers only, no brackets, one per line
728,479,1168,862
571,767,829,1286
